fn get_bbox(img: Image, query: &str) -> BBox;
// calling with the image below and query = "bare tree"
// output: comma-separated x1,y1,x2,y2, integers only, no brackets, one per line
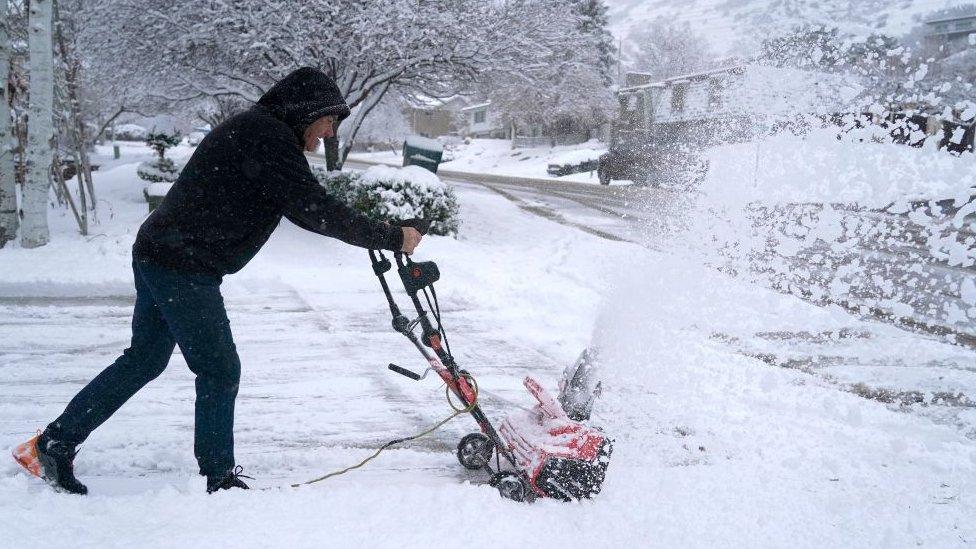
53,0,96,212
20,0,55,248
79,0,587,167
488,0,616,139
195,96,249,130
0,0,18,246
626,18,716,80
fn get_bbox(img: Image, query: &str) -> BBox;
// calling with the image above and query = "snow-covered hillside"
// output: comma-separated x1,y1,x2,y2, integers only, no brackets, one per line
604,0,974,54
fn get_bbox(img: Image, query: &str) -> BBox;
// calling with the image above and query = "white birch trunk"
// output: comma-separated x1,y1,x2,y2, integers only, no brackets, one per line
0,0,19,246
20,0,55,248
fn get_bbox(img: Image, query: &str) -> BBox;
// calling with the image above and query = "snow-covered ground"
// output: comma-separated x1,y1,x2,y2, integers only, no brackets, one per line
2,145,975,547
349,138,610,184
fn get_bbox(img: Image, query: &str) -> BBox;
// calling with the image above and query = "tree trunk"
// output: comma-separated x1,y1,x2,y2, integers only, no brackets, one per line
337,82,391,169
51,148,83,233
53,1,96,210
323,136,339,171
70,149,87,235
21,0,55,248
0,0,19,246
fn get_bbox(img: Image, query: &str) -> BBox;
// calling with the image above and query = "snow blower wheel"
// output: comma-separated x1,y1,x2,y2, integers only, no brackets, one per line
490,472,527,502
457,433,494,470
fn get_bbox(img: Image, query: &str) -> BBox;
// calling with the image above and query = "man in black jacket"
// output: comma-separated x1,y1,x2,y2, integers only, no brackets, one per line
11,67,422,494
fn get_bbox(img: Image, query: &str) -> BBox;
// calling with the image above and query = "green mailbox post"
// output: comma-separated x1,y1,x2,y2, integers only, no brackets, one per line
144,182,173,212
402,135,444,173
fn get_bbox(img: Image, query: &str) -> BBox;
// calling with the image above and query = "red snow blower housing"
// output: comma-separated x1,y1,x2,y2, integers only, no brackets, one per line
370,220,611,502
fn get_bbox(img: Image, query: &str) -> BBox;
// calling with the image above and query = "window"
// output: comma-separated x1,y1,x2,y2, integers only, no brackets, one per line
708,78,724,108
671,84,687,113
619,92,645,129
643,89,655,124
474,109,486,124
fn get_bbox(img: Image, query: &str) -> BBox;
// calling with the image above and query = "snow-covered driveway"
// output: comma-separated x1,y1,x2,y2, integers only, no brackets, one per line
1,162,975,547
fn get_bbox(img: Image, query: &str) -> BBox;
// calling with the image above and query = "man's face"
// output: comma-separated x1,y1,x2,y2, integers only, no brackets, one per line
303,115,337,152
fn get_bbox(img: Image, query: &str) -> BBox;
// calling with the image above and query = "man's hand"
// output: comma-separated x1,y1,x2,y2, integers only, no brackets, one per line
401,227,422,254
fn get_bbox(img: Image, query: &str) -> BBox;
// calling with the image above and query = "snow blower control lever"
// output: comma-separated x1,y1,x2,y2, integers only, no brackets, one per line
368,219,612,502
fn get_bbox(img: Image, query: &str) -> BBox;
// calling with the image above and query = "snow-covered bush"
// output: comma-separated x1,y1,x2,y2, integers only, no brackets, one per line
138,131,184,183
313,165,460,236
137,158,183,183
112,123,148,141
146,131,182,160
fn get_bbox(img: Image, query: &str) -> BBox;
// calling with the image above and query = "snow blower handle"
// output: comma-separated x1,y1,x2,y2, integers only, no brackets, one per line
388,363,423,381
397,218,431,236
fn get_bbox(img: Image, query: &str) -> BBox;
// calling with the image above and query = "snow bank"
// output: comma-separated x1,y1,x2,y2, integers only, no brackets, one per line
588,251,976,547
703,129,975,208
683,129,976,332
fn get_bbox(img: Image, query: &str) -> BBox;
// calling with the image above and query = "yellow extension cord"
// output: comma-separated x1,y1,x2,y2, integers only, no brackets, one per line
288,373,479,488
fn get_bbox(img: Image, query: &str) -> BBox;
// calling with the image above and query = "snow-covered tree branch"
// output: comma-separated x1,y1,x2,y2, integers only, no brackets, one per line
77,0,613,165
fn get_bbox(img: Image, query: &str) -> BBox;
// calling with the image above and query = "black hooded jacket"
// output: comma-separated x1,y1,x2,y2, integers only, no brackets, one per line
133,67,403,276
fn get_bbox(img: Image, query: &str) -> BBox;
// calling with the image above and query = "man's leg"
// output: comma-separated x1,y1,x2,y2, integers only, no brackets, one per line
46,262,176,445
137,262,241,477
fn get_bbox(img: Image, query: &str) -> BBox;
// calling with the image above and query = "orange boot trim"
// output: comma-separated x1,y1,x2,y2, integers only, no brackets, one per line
11,434,42,478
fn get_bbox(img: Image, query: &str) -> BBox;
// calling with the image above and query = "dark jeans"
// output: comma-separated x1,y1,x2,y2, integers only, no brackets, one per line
47,259,241,476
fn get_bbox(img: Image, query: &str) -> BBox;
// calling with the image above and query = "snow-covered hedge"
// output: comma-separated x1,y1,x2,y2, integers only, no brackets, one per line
136,158,183,183
313,165,460,236
112,123,148,141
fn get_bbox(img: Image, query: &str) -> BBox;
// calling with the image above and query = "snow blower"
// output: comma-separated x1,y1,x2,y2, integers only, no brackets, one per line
369,220,611,502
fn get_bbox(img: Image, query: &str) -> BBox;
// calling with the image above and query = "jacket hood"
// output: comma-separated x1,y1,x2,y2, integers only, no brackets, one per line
257,67,350,138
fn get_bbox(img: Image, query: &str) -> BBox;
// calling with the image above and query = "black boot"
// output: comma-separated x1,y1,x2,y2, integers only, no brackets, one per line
206,465,252,494
36,432,88,495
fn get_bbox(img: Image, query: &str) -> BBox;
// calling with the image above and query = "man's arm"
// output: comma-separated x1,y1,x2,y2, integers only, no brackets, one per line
252,133,403,251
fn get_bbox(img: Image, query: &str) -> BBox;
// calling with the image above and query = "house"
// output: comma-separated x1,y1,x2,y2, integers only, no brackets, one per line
924,13,976,57
460,101,507,139
405,95,469,138
601,64,860,183
614,64,857,133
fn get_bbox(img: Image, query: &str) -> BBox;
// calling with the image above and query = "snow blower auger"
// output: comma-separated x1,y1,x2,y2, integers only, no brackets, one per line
369,220,612,502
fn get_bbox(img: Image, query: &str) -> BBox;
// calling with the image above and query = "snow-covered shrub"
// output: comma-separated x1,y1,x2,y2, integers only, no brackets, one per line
112,123,148,141
138,131,184,183
137,158,183,183
146,131,182,160
313,165,460,236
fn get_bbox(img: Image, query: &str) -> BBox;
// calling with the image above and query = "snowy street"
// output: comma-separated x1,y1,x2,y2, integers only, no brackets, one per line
3,0,976,546
1,154,975,547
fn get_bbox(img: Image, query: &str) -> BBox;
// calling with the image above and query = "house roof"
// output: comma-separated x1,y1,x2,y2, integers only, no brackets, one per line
409,94,470,110
461,101,491,112
925,14,976,25
617,65,745,93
